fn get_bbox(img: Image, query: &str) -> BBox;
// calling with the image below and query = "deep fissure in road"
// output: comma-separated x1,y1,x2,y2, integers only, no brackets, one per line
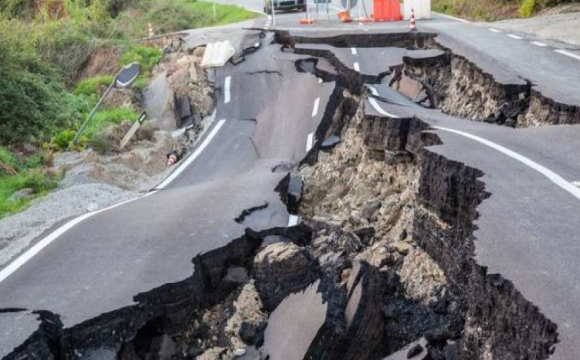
4,32,560,360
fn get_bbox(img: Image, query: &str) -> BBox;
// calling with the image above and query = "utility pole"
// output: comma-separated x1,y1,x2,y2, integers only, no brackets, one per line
271,0,276,25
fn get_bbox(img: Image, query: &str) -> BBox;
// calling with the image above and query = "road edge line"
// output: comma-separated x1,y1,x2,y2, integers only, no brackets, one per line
434,126,580,200
155,119,227,190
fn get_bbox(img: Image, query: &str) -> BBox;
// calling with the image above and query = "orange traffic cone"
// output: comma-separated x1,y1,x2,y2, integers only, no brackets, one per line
148,23,155,37
409,9,417,32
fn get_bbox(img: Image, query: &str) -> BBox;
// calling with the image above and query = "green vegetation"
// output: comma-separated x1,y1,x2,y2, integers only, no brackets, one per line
0,0,257,216
0,147,59,218
85,107,139,139
432,0,580,20
119,44,163,74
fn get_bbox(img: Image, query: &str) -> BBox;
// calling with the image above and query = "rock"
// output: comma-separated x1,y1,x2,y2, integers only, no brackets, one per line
406,343,423,358
225,282,267,348
444,342,460,360
234,348,246,357
223,266,249,284
354,227,376,245
341,232,363,255
9,188,35,202
391,241,411,256
150,334,177,360
197,347,227,360
254,242,317,311
360,200,381,221
425,328,457,343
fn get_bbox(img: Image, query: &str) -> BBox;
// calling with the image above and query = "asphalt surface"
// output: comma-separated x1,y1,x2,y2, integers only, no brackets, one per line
3,2,580,359
0,25,326,356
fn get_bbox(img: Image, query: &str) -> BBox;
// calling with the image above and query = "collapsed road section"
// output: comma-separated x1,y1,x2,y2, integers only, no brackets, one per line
3,31,567,360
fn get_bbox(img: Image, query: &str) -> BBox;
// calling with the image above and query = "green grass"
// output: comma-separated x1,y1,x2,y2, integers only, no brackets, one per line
0,170,59,218
119,45,163,75
85,107,140,139
0,147,59,218
74,75,115,97
184,1,259,27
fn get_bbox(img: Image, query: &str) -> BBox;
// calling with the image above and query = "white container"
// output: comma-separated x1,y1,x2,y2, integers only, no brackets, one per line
403,0,431,20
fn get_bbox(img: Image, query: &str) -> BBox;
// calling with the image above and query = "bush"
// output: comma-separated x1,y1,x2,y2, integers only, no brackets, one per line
519,0,536,17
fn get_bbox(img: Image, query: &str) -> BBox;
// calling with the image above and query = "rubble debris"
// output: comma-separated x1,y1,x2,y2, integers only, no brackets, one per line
201,41,236,68
254,242,319,311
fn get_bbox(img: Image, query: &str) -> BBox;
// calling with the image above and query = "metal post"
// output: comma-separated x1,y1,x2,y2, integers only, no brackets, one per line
271,0,276,25
213,0,217,20
71,80,116,146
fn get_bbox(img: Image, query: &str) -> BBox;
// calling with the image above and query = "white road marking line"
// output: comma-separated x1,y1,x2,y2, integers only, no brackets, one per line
353,62,360,72
508,34,523,40
224,76,231,104
288,215,299,226
351,47,357,55
434,12,471,23
433,126,580,201
0,198,133,284
156,119,227,190
488,28,501,33
0,117,228,283
366,89,580,201
555,49,580,61
367,87,400,118
306,132,315,152
532,41,548,47
312,97,320,117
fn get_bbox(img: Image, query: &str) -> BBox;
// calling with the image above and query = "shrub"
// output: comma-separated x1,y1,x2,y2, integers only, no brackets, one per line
519,0,536,17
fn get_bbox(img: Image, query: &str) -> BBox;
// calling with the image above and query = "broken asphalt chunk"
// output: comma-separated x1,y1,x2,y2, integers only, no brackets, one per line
406,343,423,358
320,135,341,151
230,56,246,66
275,173,303,214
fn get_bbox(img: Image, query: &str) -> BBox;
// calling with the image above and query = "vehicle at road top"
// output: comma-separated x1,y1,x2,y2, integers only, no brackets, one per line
264,0,306,14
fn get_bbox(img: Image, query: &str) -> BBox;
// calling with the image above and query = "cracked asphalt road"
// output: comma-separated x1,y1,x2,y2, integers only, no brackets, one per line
3,2,580,358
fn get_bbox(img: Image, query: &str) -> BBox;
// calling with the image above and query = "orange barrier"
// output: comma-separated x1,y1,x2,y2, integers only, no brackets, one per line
300,18,315,24
373,0,402,22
